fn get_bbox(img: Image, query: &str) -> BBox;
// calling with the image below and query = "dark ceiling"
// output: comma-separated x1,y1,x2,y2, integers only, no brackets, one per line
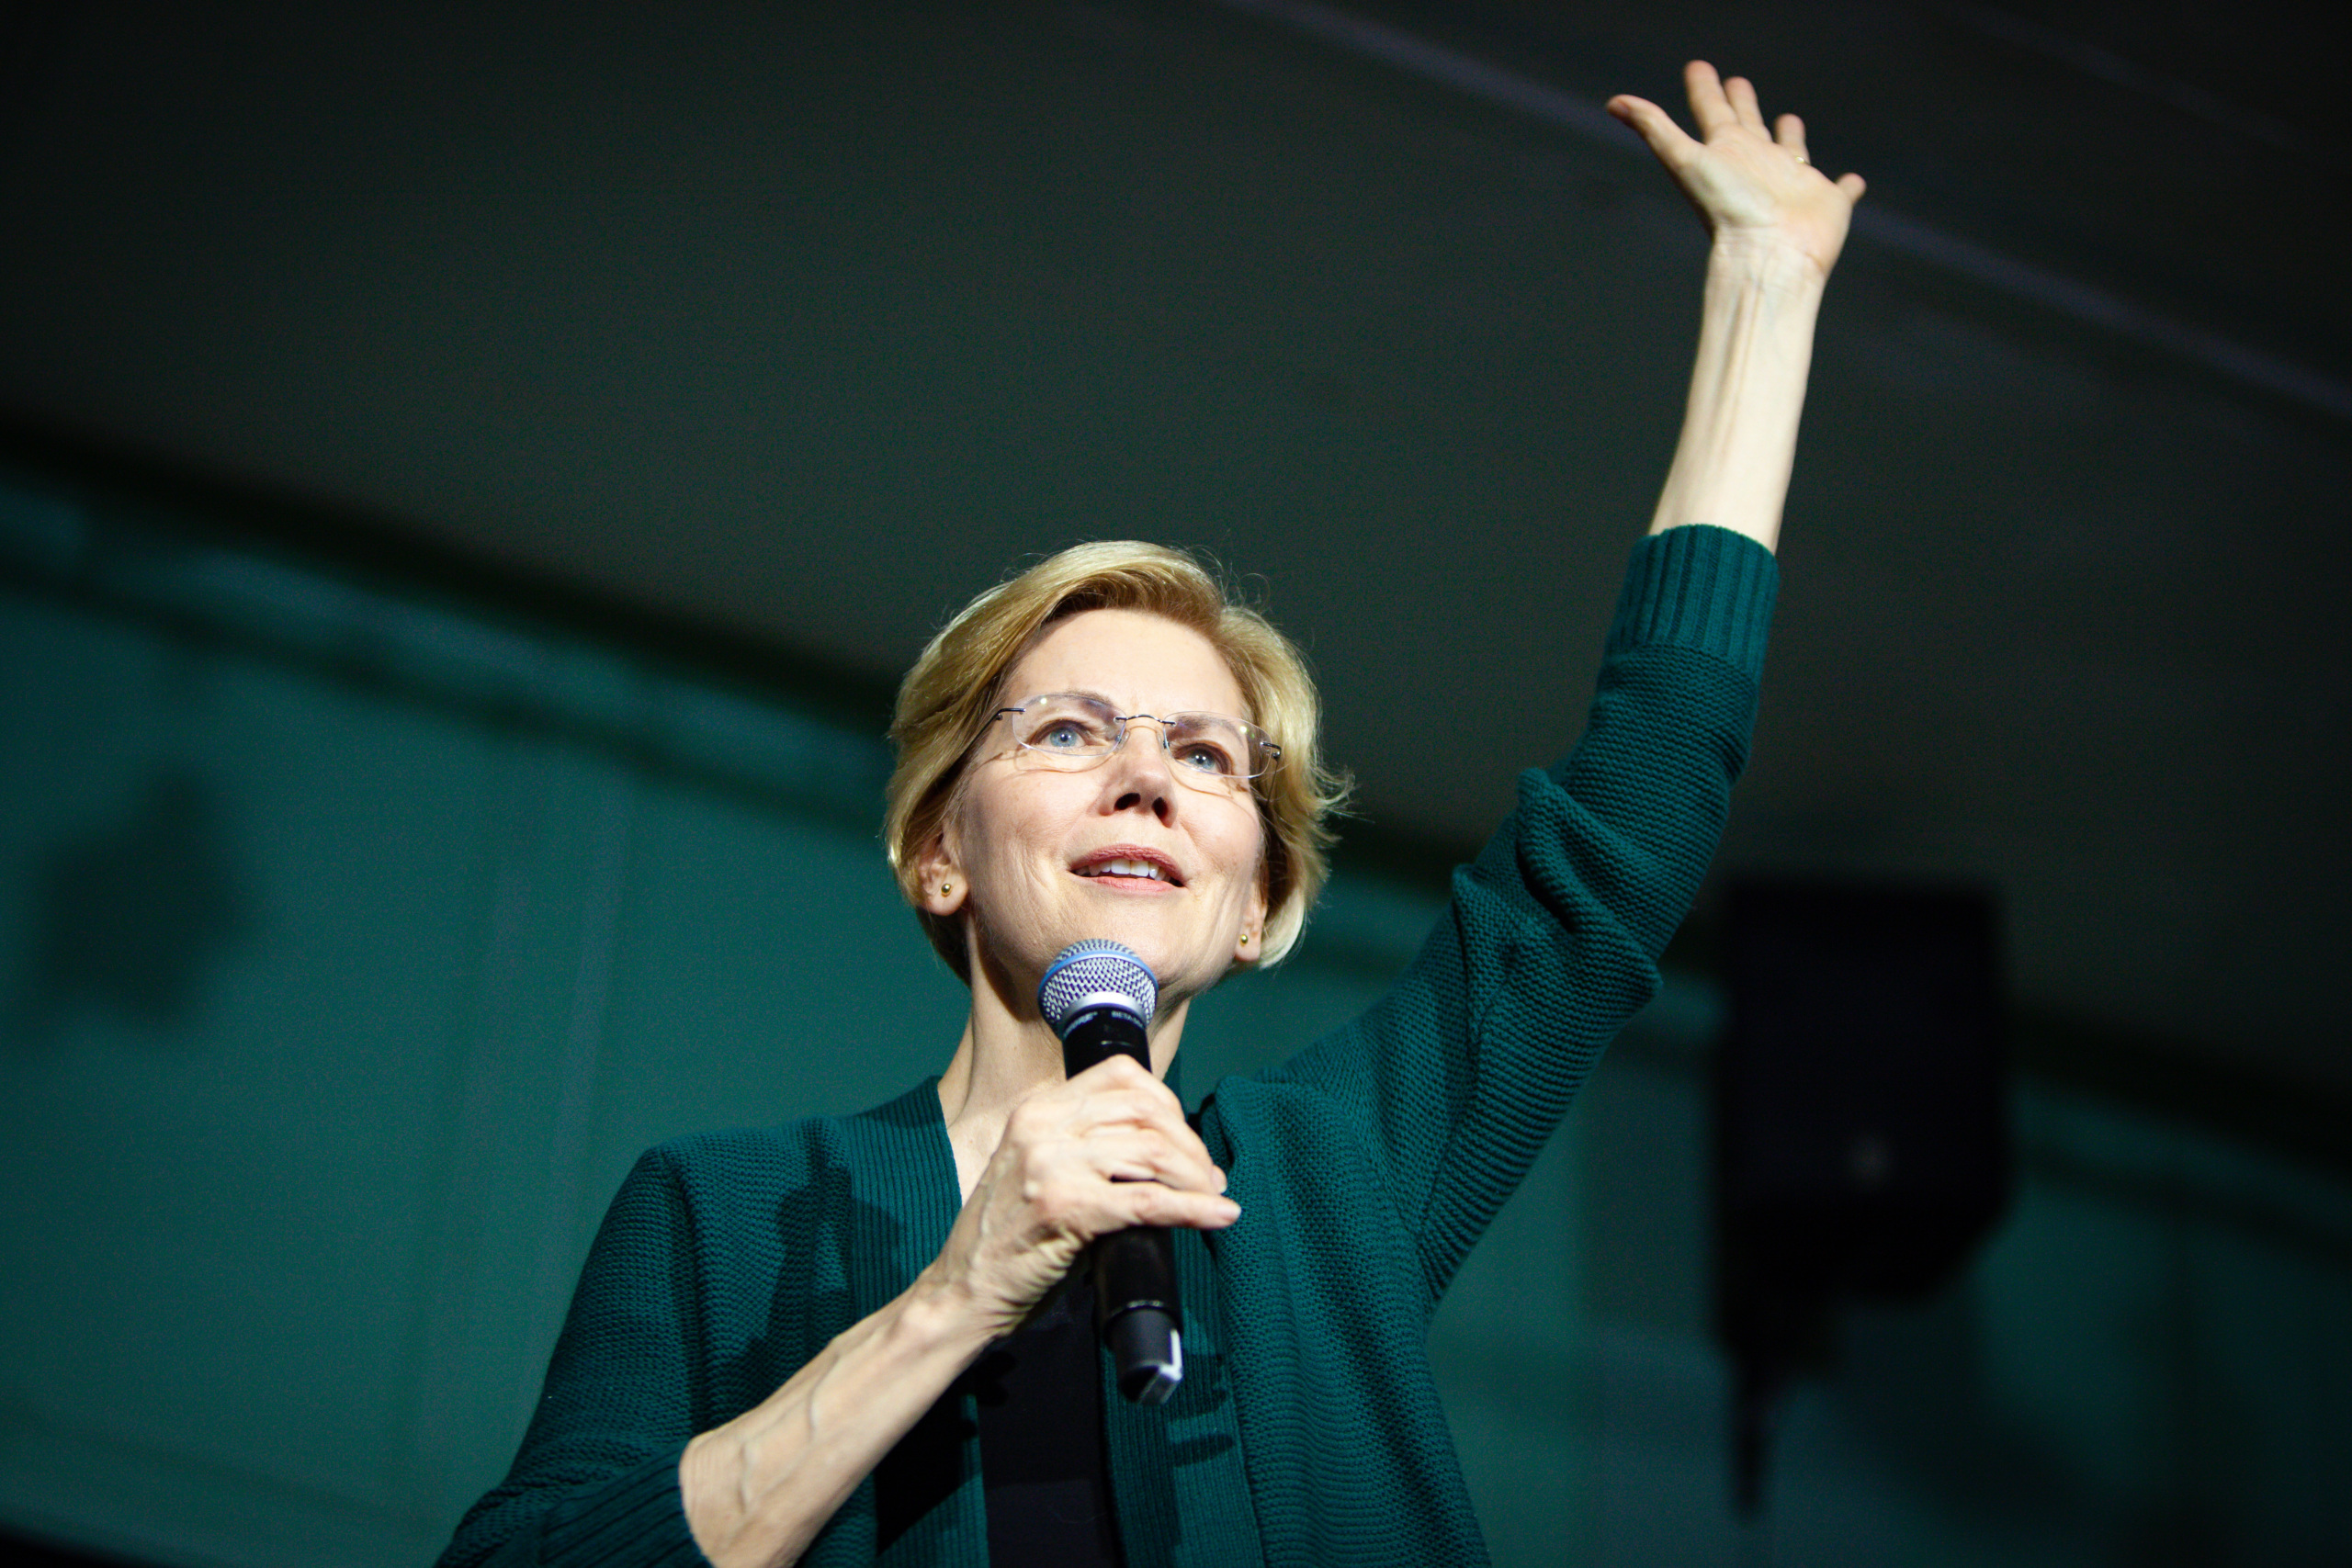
3,2,2346,1101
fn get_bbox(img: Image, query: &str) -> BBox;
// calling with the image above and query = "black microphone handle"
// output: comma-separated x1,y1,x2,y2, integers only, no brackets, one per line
1059,1006,1184,1404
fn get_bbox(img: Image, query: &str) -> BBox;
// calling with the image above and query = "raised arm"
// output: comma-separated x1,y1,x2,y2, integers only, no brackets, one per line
1232,66,1854,1297
1610,61,1865,552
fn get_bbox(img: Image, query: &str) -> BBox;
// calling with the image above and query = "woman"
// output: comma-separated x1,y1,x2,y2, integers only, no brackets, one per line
441,62,1862,1568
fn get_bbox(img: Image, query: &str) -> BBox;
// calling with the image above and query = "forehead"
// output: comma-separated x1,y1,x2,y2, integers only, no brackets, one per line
1005,608,1248,717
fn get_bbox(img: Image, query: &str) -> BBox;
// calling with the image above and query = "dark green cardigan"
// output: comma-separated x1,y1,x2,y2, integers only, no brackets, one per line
441,524,1776,1568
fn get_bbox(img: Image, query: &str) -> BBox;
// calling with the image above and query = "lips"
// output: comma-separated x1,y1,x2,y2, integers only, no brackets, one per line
1071,846,1186,886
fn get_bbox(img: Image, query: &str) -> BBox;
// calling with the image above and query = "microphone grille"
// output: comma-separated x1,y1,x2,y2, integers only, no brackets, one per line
1037,940,1159,1032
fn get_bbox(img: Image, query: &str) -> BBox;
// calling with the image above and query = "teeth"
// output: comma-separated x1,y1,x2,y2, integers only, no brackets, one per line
1085,858,1166,880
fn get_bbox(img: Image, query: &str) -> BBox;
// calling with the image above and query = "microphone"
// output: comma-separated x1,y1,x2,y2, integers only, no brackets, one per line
1036,940,1183,1405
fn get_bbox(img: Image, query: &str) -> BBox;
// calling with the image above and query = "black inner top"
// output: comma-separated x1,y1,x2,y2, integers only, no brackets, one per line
970,1273,1125,1567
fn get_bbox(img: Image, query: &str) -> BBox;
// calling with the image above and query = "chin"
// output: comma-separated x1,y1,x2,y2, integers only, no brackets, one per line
1065,922,1219,995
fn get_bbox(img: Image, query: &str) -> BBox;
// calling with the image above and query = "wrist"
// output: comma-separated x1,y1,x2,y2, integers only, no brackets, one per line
680,1425,758,1566
1704,234,1833,299
896,1262,1001,1360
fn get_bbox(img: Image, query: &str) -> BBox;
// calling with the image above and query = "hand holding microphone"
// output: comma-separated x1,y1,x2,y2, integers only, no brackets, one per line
1037,940,1190,1404
924,941,1233,1403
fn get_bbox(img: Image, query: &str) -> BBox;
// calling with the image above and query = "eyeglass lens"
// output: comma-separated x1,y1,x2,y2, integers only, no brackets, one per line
1000,694,1271,784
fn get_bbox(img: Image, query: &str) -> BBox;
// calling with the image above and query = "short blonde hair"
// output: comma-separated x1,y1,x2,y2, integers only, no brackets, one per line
886,541,1350,980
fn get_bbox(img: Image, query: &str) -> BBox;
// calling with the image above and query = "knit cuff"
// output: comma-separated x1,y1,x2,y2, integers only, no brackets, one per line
538,1447,709,1568
1603,524,1778,683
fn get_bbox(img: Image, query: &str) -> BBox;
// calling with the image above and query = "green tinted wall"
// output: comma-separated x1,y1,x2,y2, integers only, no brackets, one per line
3,468,2346,1565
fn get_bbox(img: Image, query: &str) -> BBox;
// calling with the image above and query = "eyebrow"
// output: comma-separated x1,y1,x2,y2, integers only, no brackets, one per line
1067,692,1203,718
1033,689,1230,719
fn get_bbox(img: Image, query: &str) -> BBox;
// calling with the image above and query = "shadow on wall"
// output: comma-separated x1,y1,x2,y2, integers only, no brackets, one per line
10,767,253,1046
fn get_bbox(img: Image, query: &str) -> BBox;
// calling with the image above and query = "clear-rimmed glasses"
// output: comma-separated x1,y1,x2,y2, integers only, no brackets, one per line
988,693,1280,794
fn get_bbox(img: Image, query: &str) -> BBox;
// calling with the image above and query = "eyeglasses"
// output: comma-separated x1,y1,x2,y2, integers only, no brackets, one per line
988,693,1280,792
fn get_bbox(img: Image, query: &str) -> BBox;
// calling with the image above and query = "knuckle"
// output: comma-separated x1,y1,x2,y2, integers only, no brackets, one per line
1029,1181,1078,1227
1007,1099,1058,1142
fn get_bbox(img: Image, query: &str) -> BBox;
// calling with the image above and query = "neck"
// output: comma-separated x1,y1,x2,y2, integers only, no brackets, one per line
934,957,1191,1202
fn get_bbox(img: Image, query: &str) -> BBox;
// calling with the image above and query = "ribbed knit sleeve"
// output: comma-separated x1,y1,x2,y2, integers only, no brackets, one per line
437,1092,971,1568
1603,517,1775,679
1242,522,1773,1300
1198,525,1774,1567
437,1148,713,1568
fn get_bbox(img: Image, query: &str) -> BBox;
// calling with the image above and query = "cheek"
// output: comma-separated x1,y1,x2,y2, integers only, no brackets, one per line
961,779,1074,891
1224,815,1271,908
1247,814,1277,915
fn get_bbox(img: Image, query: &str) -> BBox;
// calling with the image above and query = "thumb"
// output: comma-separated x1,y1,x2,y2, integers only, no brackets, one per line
1607,95,1700,165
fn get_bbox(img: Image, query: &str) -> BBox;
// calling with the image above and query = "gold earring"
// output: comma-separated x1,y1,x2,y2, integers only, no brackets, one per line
940,882,953,896
1240,933,1251,945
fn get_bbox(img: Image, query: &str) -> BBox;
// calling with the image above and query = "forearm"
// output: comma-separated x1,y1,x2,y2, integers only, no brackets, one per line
679,1269,991,1568
1645,239,1830,554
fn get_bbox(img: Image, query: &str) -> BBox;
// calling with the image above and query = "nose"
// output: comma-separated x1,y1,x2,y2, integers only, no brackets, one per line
1102,716,1178,825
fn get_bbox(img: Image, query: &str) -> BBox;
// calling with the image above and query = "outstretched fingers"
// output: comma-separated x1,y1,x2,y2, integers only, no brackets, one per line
1617,63,1843,185
1721,71,1768,133
1609,61,1866,275
1681,59,1736,136
1776,112,1809,163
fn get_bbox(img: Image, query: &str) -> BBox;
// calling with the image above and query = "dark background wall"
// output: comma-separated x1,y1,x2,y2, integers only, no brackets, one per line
2,2,2347,1563
6,468,2347,1566
6,0,2348,1100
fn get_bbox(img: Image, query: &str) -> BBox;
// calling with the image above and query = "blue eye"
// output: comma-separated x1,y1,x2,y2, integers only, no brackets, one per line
1018,703,1115,753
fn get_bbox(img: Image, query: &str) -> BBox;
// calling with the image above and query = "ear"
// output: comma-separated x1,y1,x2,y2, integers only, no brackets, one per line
915,827,967,919
1233,874,1269,964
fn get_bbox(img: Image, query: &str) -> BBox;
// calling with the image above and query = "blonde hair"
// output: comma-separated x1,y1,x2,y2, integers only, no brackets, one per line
885,541,1350,980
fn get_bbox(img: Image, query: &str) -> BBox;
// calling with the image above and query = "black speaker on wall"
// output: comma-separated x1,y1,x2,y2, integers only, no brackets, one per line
1715,878,2008,1517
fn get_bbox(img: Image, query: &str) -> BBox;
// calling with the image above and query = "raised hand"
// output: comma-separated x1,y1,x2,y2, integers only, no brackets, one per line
1608,61,1865,281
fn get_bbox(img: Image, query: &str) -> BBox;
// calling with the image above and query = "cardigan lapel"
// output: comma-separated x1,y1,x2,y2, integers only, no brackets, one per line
1104,1224,1266,1568
841,1077,961,1315
842,1078,1261,1568
844,1079,988,1568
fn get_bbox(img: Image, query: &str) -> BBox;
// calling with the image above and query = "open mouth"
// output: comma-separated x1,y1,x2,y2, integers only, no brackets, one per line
1072,852,1185,886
